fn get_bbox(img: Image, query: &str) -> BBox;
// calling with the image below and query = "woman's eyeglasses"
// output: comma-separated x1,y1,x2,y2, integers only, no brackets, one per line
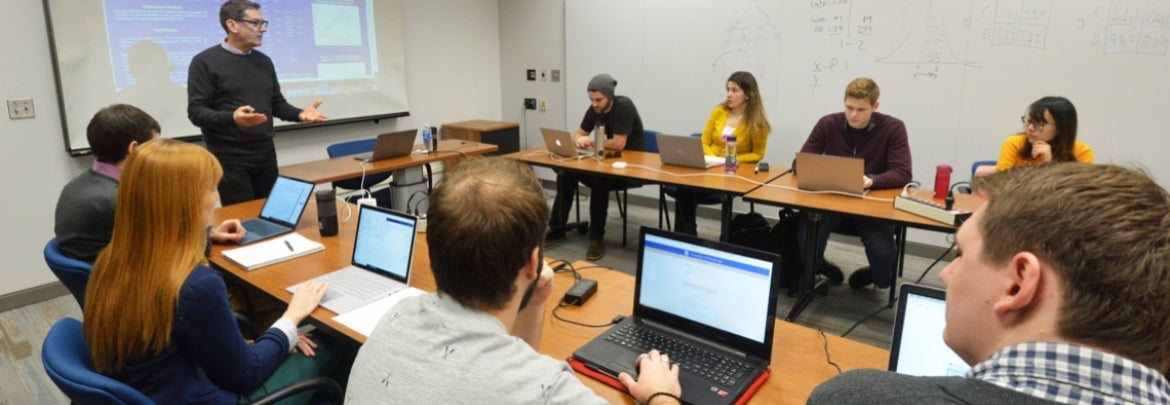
1020,115,1047,129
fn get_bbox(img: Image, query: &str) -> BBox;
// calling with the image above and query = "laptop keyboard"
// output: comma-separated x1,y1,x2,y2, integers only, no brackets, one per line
245,219,287,236
606,323,753,386
318,271,395,301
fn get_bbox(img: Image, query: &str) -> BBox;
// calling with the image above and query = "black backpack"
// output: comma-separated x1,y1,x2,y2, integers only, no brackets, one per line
728,209,803,291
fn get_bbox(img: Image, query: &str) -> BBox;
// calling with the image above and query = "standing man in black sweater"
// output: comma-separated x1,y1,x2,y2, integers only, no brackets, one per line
188,0,327,205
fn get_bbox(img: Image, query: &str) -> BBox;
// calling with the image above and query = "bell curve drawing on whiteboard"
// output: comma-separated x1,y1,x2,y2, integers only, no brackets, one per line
873,0,982,79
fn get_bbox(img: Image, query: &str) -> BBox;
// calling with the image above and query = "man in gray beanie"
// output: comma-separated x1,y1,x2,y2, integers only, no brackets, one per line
546,73,645,261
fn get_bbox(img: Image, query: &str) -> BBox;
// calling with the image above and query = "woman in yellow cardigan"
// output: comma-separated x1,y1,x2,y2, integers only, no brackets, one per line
994,96,1093,172
673,71,770,236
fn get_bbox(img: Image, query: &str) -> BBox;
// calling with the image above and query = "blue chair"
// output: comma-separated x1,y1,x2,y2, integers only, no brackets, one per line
971,159,996,177
44,239,92,309
658,132,724,230
326,138,394,204
43,318,343,405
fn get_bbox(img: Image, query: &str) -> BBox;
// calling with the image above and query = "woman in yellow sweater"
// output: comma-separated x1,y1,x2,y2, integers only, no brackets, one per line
995,96,1093,171
673,71,770,236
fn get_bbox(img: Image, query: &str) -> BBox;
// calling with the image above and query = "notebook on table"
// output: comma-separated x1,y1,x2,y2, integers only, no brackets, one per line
572,227,782,405
352,129,417,161
888,283,970,376
236,176,315,245
286,204,418,314
541,127,596,158
657,134,723,169
794,152,868,197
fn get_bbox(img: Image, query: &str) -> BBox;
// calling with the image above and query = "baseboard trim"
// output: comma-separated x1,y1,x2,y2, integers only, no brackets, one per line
0,282,71,313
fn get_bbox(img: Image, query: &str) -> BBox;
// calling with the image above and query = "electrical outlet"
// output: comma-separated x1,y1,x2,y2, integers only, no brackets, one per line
539,98,547,111
523,98,537,110
540,69,548,81
7,98,34,119
551,69,561,82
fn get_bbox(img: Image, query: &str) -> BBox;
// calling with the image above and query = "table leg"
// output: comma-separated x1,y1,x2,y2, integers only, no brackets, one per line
719,194,734,242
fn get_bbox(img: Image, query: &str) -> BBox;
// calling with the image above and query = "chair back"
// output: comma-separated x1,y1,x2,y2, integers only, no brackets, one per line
326,138,394,191
642,129,660,153
971,160,996,177
42,318,155,405
44,239,93,308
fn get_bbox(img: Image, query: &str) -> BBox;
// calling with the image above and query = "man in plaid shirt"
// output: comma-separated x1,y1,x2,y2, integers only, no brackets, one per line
810,163,1170,404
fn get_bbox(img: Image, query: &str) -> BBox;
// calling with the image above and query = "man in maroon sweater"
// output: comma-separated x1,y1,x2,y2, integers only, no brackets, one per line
796,77,912,289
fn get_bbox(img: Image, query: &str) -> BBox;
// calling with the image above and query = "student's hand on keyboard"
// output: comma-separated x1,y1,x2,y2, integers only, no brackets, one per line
284,281,329,324
619,349,682,404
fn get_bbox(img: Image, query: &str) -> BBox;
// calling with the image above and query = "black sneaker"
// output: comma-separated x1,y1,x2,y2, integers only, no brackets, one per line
545,229,567,246
819,260,844,284
848,267,874,289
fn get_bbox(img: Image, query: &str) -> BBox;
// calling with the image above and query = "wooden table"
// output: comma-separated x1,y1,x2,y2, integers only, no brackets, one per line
506,147,781,241
278,139,497,184
743,174,983,320
210,199,888,404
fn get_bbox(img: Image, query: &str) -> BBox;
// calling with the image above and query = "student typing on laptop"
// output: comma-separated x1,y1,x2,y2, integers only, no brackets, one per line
346,157,681,404
811,164,1170,404
795,77,911,289
546,73,645,261
673,71,772,236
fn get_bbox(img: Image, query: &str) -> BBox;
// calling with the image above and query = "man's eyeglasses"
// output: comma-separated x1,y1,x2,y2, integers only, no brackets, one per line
1020,115,1047,129
235,18,269,29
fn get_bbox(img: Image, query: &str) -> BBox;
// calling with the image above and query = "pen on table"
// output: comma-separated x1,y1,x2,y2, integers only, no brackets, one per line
284,240,294,252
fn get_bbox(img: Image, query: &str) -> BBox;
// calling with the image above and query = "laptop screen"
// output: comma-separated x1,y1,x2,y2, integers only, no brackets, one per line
352,205,416,280
260,177,314,224
638,232,775,343
889,285,970,376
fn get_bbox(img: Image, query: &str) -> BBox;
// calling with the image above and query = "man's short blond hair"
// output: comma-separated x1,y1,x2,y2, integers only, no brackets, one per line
844,77,880,105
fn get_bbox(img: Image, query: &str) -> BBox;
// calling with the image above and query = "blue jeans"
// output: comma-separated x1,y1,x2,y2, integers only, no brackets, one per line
797,214,898,288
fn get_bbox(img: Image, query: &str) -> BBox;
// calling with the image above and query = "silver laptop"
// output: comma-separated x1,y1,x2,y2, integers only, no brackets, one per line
237,176,315,245
795,152,867,197
286,204,417,314
888,284,970,376
540,127,596,158
352,129,417,161
657,134,722,169
573,227,782,405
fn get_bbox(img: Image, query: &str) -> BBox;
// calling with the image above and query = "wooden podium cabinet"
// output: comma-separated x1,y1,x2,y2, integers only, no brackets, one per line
441,120,520,156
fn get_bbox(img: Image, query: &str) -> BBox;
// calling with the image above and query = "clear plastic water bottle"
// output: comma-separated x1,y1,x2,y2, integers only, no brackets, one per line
593,122,606,158
422,124,434,153
724,134,738,174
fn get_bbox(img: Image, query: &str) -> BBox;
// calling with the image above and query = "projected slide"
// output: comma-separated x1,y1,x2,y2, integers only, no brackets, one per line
45,0,408,154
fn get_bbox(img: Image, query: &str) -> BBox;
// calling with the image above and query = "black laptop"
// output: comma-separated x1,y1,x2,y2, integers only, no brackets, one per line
888,283,970,376
236,176,315,245
573,227,782,405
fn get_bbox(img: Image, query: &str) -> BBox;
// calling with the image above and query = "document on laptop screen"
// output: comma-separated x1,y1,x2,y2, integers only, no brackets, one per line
895,293,970,376
353,209,415,279
639,234,773,343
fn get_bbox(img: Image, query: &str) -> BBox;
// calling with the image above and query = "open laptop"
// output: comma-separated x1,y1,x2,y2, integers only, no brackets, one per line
888,283,970,376
795,152,867,197
657,134,723,169
286,204,417,314
573,227,782,405
352,129,417,161
541,127,596,158
237,176,315,245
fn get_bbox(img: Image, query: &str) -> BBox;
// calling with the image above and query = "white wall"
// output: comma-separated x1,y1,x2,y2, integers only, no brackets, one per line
499,0,567,181
0,0,502,297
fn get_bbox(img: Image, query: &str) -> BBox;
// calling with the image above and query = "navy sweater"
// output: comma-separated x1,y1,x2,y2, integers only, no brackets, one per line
110,265,290,404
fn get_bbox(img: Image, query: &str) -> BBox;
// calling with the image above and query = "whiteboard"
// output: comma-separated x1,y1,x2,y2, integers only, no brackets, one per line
566,0,1170,186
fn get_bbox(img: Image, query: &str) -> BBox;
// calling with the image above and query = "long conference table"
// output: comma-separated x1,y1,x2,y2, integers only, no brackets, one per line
279,139,498,184
209,198,888,404
506,148,782,241
744,173,982,321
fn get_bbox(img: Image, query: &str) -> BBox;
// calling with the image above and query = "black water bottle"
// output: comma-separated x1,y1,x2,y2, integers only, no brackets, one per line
316,189,338,237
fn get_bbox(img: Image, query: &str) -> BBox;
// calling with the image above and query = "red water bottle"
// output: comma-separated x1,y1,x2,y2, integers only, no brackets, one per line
934,164,952,199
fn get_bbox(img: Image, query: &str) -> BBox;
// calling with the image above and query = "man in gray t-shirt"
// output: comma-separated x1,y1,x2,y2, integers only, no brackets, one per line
346,157,682,404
